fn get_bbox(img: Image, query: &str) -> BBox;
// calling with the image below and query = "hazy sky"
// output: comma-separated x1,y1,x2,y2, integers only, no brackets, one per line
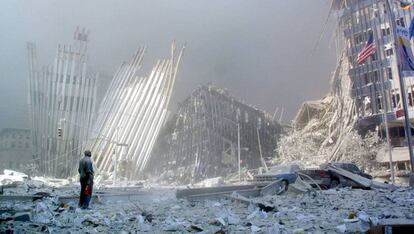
0,0,336,129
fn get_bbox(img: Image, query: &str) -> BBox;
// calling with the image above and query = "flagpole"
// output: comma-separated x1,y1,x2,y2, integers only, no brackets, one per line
367,0,395,184
384,0,414,186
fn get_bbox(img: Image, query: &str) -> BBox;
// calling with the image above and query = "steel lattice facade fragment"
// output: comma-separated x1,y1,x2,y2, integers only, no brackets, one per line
27,28,97,177
88,43,185,179
149,85,283,183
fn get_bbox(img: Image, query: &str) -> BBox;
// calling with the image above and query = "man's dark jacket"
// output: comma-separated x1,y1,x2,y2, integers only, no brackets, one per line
78,156,94,184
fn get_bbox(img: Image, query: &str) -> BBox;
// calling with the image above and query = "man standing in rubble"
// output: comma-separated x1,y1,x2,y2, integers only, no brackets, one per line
78,150,94,209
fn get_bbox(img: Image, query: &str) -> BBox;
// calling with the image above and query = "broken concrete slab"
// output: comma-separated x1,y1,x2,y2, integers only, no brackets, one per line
327,166,397,190
259,179,285,196
229,192,276,213
176,183,269,201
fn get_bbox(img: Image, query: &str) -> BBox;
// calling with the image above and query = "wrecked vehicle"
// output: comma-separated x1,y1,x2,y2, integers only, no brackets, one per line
254,164,338,189
321,162,373,180
297,168,337,189
300,163,374,189
253,164,300,188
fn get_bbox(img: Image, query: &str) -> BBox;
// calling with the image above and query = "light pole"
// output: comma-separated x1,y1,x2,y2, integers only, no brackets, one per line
112,126,128,185
237,119,241,182
384,0,414,186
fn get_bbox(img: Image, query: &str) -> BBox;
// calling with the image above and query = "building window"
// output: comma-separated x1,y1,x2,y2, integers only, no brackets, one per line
382,27,391,36
385,48,393,56
409,93,413,107
397,17,406,27
372,70,380,83
397,162,406,171
372,52,378,61
377,95,383,110
374,9,380,18
392,94,397,108
387,67,393,80
364,73,370,84
393,93,401,108
355,33,364,44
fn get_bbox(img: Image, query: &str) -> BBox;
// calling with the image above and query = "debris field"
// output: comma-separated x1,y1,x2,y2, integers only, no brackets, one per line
1,180,414,233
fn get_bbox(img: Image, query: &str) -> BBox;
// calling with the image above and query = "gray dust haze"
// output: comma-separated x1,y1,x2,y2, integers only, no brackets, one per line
0,0,336,129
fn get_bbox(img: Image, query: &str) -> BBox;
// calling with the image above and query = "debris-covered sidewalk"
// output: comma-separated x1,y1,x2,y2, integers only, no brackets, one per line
1,182,414,233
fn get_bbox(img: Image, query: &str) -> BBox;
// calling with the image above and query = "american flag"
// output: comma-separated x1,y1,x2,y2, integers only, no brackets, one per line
357,32,376,64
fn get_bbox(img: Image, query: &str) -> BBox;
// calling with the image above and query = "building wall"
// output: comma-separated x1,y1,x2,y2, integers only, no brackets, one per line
337,0,414,141
0,128,32,172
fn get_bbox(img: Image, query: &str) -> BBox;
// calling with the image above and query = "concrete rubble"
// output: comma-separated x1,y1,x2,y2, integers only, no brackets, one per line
276,56,385,175
2,174,414,233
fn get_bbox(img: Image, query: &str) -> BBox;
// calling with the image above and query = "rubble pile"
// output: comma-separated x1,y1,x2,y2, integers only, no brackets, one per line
276,56,384,171
1,184,414,233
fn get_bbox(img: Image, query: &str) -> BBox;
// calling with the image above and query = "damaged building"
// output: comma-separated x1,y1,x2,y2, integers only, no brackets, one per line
0,128,32,172
87,42,185,180
278,1,414,180
150,85,283,183
332,0,414,174
334,1,414,145
27,28,97,178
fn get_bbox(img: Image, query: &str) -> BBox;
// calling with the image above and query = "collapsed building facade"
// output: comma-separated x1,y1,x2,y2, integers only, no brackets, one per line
151,85,283,183
27,29,97,177
276,55,383,169
88,43,185,179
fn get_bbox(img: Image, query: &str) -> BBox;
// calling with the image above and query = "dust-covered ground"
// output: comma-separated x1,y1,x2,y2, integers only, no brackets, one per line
1,180,414,233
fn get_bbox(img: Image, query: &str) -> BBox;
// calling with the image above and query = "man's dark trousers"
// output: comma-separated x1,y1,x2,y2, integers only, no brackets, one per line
79,178,93,209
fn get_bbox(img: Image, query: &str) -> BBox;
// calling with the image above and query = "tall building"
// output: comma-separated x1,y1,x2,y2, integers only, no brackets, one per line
334,0,414,147
0,128,32,172
149,84,283,183
27,28,97,177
